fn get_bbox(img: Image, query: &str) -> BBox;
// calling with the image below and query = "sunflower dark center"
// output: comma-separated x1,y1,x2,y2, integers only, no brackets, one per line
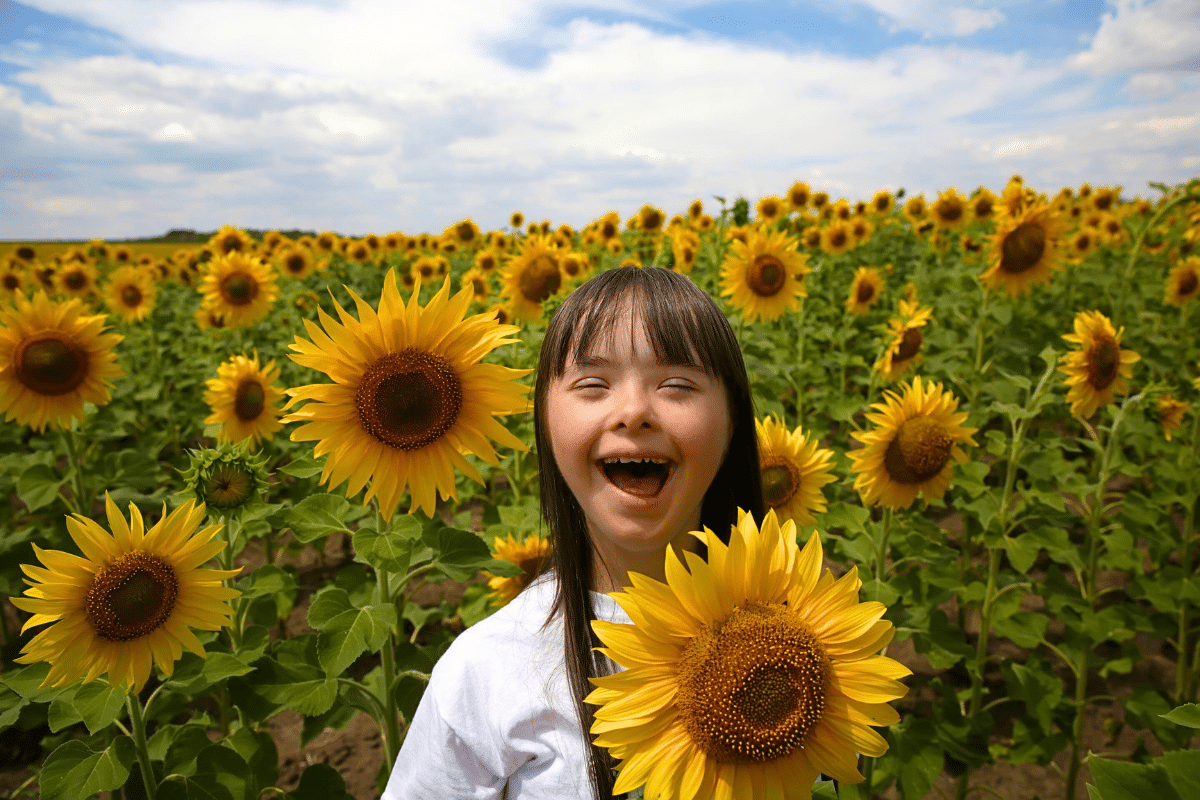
205,463,256,508
16,246,36,261
286,254,306,273
64,271,88,291
642,210,663,230
1087,335,1120,390
856,281,876,305
234,379,265,421
761,201,778,218
896,327,924,361
884,415,953,484
1179,271,1198,297
999,222,1046,274
456,223,475,242
121,284,143,307
15,335,88,396
677,603,826,763
519,255,561,304
479,255,495,270
937,199,964,222
471,277,485,294
2,274,19,290
874,196,889,211
828,230,847,248
220,272,257,306
221,235,243,253
761,458,800,509
86,552,178,641
748,255,785,297
356,349,463,450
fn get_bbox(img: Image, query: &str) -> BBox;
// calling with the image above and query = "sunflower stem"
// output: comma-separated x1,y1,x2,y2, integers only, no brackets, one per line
62,426,88,516
376,561,403,772
875,508,892,587
126,692,158,800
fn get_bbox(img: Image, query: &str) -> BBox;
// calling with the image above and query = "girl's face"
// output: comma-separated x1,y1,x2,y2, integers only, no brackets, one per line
545,306,735,592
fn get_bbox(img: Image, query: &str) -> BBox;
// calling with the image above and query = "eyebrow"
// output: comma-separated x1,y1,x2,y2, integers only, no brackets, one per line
570,354,706,370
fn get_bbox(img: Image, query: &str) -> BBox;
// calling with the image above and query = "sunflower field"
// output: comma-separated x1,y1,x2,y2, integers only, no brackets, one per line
2,176,1200,800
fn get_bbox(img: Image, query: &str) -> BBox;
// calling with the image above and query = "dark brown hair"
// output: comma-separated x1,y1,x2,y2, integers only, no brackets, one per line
531,266,764,799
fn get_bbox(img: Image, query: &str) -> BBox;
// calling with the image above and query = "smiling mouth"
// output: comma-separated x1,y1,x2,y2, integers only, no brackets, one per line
600,460,673,498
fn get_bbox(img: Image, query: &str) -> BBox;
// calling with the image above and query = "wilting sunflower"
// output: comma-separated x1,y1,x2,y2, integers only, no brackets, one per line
586,508,910,799
756,416,837,528
1059,310,1140,419
283,270,532,519
1165,257,1200,306
845,267,885,315
276,245,316,280
0,291,125,432
209,225,254,257
874,300,933,382
848,377,977,510
199,252,279,329
12,495,241,693
977,202,1067,297
484,533,552,607
204,352,285,449
56,261,98,300
501,234,565,322
1155,394,1190,442
102,265,156,323
719,227,810,323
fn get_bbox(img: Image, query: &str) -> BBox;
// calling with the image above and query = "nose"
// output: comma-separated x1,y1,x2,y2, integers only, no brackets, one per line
611,381,654,430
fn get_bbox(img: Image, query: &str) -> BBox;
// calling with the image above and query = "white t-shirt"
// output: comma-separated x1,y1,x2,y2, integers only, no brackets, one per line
381,572,639,800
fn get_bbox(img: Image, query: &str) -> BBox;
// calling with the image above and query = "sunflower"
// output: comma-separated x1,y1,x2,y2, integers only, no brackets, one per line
194,307,227,331
970,188,998,223
276,245,316,280
11,495,241,693
756,416,837,528
635,204,666,233
670,230,701,275
902,195,927,227
560,252,590,282
586,508,910,799
873,300,933,383
210,225,254,257
757,196,786,225
484,533,552,607
182,441,270,512
1066,229,1096,264
1155,395,1190,442
849,217,874,246
53,260,97,300
848,377,977,509
786,182,811,213
474,249,500,274
501,234,565,322
199,252,279,329
0,291,122,432
1059,310,1140,419
820,221,854,255
1090,186,1121,213
510,212,525,229
204,352,285,450
846,267,885,315
1166,258,1200,306
282,271,532,519
99,266,154,323
977,202,1067,297
315,231,339,255
719,227,810,323
930,188,968,230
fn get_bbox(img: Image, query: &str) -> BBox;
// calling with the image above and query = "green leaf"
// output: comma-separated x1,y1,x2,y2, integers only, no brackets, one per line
1087,754,1180,800
196,743,252,800
225,727,279,792
429,526,504,582
811,780,838,800
0,684,27,729
281,493,351,543
39,737,136,800
72,682,129,736
819,502,870,535
17,463,68,511
307,587,356,632
289,763,355,800
992,611,1050,649
278,453,326,479
1157,750,1200,799
1160,703,1200,728
165,724,215,775
237,565,298,600
159,774,236,800
895,718,944,800
317,604,397,676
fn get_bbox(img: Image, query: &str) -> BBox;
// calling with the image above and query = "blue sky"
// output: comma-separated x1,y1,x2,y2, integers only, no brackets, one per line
1,0,1197,239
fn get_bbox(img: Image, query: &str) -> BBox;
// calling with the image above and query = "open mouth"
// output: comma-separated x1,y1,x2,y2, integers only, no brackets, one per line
600,459,673,499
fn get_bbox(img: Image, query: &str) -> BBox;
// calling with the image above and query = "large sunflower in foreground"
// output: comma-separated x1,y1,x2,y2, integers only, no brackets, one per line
874,300,933,383
12,495,241,693
719,227,810,323
204,352,285,449
283,270,532,519
977,202,1067,297
199,252,279,328
103,265,157,323
484,533,552,607
0,291,125,432
586,508,910,799
848,377,977,509
1059,310,1139,419
756,416,837,528
500,234,565,322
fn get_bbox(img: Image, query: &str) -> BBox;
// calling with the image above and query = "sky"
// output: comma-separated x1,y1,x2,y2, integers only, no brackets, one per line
1,0,1198,239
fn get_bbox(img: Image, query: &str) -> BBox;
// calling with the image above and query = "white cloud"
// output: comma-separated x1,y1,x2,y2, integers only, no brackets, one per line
1071,0,1200,74
856,0,1006,37
154,122,195,141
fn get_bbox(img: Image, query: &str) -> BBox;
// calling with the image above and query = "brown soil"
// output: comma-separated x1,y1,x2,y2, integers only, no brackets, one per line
2,500,1196,800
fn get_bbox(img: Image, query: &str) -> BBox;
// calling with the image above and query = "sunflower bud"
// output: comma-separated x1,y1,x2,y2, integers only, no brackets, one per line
181,440,270,514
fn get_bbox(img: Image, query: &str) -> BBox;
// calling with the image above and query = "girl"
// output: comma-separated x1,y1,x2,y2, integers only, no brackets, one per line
383,266,764,799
